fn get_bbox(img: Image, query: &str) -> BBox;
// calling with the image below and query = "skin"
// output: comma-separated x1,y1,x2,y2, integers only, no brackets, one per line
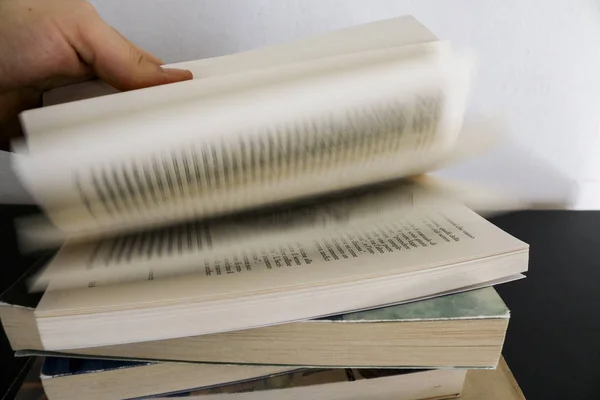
0,0,193,145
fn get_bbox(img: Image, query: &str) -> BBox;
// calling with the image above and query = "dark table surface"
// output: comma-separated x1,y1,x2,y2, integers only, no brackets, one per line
1,205,599,400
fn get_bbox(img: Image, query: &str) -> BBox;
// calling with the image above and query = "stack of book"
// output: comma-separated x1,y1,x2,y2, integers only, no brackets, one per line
2,16,528,399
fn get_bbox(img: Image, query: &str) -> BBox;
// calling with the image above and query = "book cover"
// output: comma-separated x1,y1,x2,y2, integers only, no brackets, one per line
40,357,151,378
333,284,509,322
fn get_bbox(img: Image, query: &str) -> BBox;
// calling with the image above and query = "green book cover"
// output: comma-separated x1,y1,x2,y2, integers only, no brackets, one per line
325,286,509,322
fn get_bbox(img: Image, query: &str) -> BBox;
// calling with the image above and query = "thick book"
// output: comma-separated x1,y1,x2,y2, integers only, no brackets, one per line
12,356,525,400
2,257,515,369
39,358,297,400
39,357,468,400
158,368,467,400
166,357,525,400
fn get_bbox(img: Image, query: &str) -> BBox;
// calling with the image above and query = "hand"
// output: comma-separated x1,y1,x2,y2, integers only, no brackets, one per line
0,0,193,145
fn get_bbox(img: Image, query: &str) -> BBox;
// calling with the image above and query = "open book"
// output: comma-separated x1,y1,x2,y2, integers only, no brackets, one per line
4,16,529,351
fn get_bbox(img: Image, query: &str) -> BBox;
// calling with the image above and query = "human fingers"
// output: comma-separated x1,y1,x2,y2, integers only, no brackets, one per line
75,14,192,91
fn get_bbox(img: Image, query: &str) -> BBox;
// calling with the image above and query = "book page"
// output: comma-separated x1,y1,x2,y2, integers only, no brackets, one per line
29,182,422,290
15,50,473,241
21,41,449,153
33,189,527,315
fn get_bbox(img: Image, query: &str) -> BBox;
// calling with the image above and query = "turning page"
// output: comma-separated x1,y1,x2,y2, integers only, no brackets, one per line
14,46,473,241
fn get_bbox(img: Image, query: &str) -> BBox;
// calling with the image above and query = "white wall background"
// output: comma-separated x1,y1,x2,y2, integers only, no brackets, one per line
2,0,599,208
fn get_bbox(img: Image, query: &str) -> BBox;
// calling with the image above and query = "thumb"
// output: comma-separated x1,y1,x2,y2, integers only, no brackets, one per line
76,17,192,91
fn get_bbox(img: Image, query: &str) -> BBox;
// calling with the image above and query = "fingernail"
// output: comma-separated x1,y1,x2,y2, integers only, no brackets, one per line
163,68,194,80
